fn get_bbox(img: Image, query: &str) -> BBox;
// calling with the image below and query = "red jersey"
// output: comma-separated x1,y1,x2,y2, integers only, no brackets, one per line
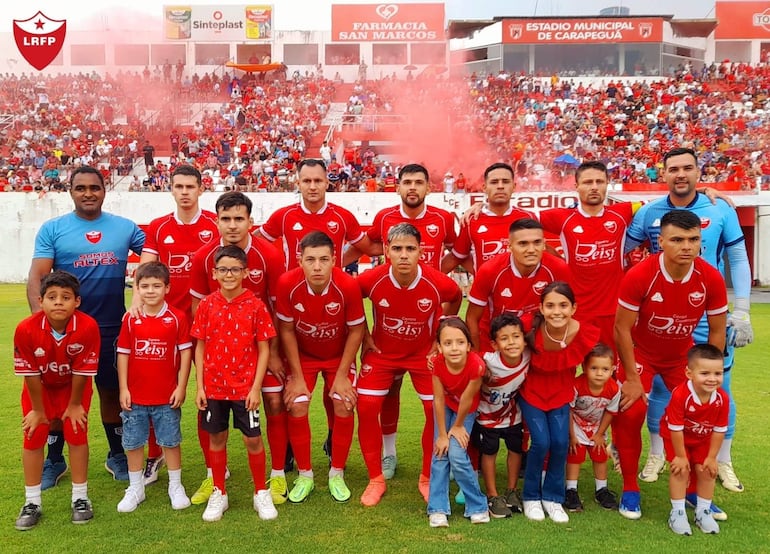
189,236,283,307
358,264,461,369
661,381,729,448
540,203,634,318
367,204,456,269
14,310,100,388
274,267,365,369
432,351,485,413
142,210,219,316
618,254,728,371
190,289,276,400
571,373,620,445
259,202,365,270
452,206,536,270
520,323,600,411
116,303,192,405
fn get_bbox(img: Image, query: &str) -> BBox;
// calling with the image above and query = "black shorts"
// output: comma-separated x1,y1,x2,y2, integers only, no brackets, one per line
95,328,119,390
200,399,262,438
472,422,524,455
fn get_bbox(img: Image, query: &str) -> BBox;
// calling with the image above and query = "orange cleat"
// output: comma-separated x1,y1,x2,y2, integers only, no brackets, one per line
360,477,387,507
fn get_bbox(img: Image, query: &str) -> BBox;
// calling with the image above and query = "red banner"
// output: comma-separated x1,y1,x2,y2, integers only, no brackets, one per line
502,17,663,44
715,1,770,39
331,3,444,42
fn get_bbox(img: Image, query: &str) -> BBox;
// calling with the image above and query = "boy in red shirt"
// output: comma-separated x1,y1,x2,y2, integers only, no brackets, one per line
662,344,728,536
116,262,193,513
15,271,100,530
191,245,278,522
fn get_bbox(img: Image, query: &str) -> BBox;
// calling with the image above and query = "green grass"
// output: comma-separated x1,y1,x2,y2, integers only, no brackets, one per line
0,284,768,552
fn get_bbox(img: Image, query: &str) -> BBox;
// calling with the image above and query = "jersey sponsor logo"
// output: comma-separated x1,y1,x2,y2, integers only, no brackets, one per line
134,339,168,357
700,217,711,229
416,298,433,312
574,242,617,263
168,254,192,273
533,280,549,295
162,316,175,325
382,316,422,337
647,313,698,336
199,230,214,242
294,302,306,312
43,361,71,375
325,301,341,316
481,239,507,261
603,221,618,233
688,291,705,308
651,292,664,302
297,320,339,339
327,221,340,233
85,230,102,244
378,298,390,307
74,251,119,267
248,269,264,283
573,225,584,234
425,223,439,238
66,343,84,356
163,235,175,244
34,347,46,357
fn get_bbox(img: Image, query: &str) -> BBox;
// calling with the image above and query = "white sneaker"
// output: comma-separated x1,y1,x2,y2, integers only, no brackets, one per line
429,513,449,528
168,483,191,510
143,455,165,486
542,500,569,523
523,500,545,521
202,487,229,522
717,462,744,492
117,486,145,513
638,454,666,483
254,489,278,521
470,511,490,524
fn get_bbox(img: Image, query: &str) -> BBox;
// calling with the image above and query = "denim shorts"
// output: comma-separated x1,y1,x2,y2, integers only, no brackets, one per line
121,403,182,450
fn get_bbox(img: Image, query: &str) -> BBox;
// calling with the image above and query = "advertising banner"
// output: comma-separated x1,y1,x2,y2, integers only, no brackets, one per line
164,5,273,41
502,17,663,44
715,2,770,40
331,3,444,42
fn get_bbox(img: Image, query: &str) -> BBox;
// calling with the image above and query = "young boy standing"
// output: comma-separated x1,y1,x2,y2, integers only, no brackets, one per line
116,262,193,512
663,344,729,536
14,271,100,530
191,245,278,522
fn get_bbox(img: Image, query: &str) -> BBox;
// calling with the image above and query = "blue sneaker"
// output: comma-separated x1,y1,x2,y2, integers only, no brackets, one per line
105,453,129,481
618,491,642,520
455,489,465,505
685,493,727,522
41,459,68,491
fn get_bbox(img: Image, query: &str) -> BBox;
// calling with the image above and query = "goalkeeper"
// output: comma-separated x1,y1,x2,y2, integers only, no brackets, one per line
625,146,753,496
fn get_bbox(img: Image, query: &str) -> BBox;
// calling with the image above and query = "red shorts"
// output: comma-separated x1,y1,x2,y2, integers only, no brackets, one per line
356,359,433,400
663,434,712,466
567,442,609,464
261,369,284,394
292,363,357,402
615,350,686,393
21,380,93,450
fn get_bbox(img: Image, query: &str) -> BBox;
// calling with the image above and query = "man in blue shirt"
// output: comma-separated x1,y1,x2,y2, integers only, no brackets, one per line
624,147,752,500
27,166,145,488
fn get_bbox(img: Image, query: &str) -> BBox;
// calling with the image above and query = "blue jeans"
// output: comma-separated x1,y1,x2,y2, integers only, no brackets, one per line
427,406,487,517
518,397,570,503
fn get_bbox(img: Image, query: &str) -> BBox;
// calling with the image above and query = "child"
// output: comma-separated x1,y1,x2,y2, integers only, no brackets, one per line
474,313,531,518
191,245,278,522
518,281,600,523
116,261,192,512
14,271,100,530
565,344,620,512
662,344,728,536
427,317,489,528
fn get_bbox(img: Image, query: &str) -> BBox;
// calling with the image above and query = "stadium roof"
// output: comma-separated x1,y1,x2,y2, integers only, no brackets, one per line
669,19,719,38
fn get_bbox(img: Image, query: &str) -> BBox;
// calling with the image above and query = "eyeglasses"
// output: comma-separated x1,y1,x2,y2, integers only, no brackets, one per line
214,266,244,276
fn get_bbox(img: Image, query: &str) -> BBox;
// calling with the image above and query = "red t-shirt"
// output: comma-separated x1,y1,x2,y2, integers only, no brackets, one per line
539,203,634,318
432,351,485,412
259,202,365,271
661,381,729,448
190,289,276,400
275,267,365,369
618,254,729,371
116,303,192,404
14,310,100,388
358,264,461,369
189,236,283,307
452,206,536,270
142,210,219,317
367,205,456,269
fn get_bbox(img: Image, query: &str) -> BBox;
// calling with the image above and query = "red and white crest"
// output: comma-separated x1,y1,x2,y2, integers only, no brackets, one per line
639,23,652,38
66,343,84,356
325,301,341,316
417,298,433,312
248,269,264,283
688,291,705,308
13,12,66,71
199,230,214,243
508,24,523,40
327,221,339,234
603,221,618,234
700,217,711,229
85,231,102,244
425,224,439,238
532,280,548,296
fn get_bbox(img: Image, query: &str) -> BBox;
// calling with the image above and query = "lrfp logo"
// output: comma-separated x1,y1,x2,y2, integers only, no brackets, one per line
13,12,66,71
